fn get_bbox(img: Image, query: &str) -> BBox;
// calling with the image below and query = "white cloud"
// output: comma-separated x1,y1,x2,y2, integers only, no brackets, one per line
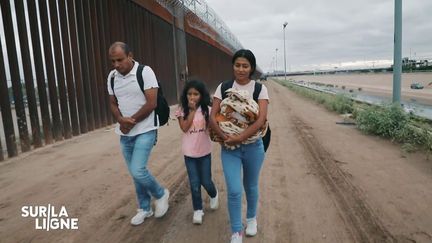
205,0,432,72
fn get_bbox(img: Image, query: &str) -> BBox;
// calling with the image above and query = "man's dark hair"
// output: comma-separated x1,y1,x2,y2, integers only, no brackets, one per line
109,42,131,55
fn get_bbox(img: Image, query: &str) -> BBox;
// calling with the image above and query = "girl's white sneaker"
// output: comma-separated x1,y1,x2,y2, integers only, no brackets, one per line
209,189,219,210
193,210,204,224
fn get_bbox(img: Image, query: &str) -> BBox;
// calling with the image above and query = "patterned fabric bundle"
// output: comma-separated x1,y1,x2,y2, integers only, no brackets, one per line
211,88,268,150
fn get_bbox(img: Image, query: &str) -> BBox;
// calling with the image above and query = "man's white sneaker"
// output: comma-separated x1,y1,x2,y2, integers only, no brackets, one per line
209,189,219,210
130,209,153,225
192,210,204,224
154,189,169,218
230,232,243,243
245,218,257,236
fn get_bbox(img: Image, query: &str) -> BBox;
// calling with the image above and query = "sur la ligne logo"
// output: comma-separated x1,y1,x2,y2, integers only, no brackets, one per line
21,204,78,231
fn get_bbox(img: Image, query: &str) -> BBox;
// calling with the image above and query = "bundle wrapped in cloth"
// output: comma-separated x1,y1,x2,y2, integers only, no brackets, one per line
211,88,268,150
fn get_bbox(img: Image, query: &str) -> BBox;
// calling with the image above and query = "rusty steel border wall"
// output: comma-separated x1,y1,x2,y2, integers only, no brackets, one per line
0,0,257,160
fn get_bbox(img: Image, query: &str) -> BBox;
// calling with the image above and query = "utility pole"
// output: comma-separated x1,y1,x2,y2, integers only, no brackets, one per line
275,48,278,75
392,0,402,104
283,22,288,80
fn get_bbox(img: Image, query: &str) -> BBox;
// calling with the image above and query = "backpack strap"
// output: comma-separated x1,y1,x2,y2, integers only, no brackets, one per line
135,64,159,126
135,64,157,126
110,72,116,96
136,64,145,93
253,82,262,102
154,81,159,127
221,80,234,100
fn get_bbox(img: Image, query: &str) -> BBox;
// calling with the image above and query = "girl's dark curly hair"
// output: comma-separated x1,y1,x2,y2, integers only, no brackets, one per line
180,80,211,126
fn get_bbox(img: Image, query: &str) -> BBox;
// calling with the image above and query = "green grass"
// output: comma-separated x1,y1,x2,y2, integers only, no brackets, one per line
276,79,432,155
278,80,354,114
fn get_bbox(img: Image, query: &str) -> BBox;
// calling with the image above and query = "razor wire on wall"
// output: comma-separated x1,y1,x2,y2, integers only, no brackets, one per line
156,0,243,53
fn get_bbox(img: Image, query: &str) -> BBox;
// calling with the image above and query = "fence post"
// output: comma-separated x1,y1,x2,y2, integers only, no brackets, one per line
48,0,72,139
75,0,95,131
0,0,30,152
82,0,101,129
14,0,43,147
38,0,63,141
26,0,53,144
0,36,18,158
172,3,188,102
58,0,80,136
67,0,88,134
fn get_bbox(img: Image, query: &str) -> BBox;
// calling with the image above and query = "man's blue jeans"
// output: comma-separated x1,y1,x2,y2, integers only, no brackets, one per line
120,130,165,211
184,154,217,210
221,139,265,233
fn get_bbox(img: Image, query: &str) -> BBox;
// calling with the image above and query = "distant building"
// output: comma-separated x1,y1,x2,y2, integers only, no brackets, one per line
402,57,432,70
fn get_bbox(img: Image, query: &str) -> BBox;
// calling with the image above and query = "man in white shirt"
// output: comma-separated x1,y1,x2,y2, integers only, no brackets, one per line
107,42,169,225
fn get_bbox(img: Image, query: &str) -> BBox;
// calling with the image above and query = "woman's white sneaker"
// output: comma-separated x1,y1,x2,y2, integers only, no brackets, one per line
154,189,169,218
209,189,219,210
130,209,153,225
245,218,257,236
192,210,204,224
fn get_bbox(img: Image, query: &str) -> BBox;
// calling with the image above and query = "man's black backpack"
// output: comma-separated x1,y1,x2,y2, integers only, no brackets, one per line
110,64,170,126
221,80,271,152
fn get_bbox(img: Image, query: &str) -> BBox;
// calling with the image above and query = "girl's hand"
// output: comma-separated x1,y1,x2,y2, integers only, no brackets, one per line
224,134,243,146
188,100,197,110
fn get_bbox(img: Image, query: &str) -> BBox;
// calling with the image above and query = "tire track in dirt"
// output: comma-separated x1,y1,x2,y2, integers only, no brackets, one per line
290,108,396,243
256,84,298,242
258,119,296,242
247,81,354,242
268,80,397,242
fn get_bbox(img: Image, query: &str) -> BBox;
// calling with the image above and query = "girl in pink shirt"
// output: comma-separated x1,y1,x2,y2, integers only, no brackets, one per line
175,80,219,225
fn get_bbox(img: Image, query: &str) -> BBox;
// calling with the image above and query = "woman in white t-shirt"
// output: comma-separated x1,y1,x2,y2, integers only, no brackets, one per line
210,49,269,243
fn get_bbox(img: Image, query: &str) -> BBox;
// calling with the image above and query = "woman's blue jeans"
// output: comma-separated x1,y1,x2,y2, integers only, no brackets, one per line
221,139,265,233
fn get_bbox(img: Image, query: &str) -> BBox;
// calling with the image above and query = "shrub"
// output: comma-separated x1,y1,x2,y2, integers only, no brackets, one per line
355,104,432,154
278,79,432,154
356,105,408,138
331,94,354,114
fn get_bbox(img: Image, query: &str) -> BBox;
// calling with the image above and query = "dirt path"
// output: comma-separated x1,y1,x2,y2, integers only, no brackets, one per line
1,80,431,243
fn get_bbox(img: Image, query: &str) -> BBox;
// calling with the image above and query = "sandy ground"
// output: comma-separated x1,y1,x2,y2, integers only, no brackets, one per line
1,80,432,243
